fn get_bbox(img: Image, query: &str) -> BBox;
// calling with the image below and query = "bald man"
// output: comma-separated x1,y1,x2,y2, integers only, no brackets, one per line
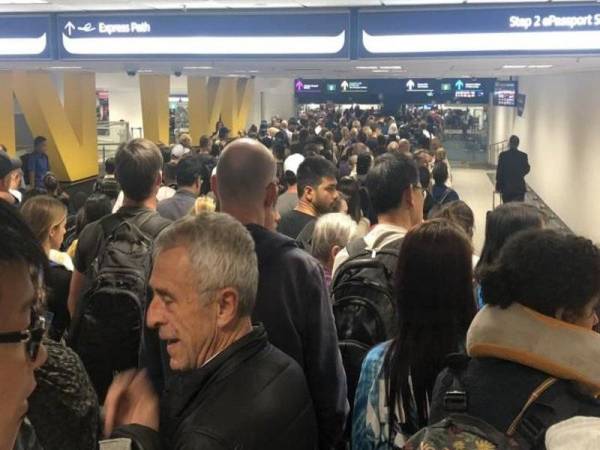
213,139,348,450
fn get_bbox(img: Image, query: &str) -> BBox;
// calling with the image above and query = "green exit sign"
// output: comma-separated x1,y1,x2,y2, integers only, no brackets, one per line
441,83,451,91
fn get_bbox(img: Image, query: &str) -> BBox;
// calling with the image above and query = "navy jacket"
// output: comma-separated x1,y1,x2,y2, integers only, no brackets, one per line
247,224,349,450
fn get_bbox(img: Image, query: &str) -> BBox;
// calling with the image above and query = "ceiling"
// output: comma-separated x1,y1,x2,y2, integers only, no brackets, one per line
0,0,593,13
1,55,600,78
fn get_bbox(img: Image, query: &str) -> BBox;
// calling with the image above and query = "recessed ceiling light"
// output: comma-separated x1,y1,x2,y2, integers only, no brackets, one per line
248,70,260,73
356,66,378,70
372,69,390,73
379,65,403,69
502,65,527,69
48,66,83,70
528,64,553,69
183,66,213,70
138,69,153,73
0,0,48,3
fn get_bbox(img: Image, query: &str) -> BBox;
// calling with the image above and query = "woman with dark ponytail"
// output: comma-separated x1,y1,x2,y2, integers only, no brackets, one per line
352,219,477,449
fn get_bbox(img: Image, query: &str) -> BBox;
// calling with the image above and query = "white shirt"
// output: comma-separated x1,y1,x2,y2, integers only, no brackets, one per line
112,186,176,214
332,223,408,277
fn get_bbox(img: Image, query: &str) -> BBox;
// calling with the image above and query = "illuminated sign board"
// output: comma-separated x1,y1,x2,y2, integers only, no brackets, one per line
57,12,350,59
359,5,600,56
493,81,518,107
0,15,53,60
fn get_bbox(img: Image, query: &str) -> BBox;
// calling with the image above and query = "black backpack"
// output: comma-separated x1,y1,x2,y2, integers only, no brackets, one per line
427,188,452,219
405,355,576,450
70,212,164,402
96,176,121,200
330,231,403,423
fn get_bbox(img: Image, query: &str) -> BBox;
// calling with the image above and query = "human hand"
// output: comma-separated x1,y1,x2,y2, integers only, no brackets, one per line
103,369,159,438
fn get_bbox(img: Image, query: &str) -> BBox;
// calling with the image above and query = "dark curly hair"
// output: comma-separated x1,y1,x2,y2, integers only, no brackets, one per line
480,229,600,318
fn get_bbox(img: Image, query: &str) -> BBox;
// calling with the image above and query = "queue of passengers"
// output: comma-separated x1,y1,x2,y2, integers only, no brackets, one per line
1,105,599,450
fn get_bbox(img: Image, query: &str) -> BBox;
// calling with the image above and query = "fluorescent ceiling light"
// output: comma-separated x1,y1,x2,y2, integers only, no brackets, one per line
62,31,345,55
183,66,213,69
379,65,403,69
356,66,378,69
383,0,462,4
0,0,48,3
248,70,260,73
138,69,153,73
503,65,527,69
372,69,390,72
48,66,82,69
528,64,553,69
468,0,546,3
363,30,600,53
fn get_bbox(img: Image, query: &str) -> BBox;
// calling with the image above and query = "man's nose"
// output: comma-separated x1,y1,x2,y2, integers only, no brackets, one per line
146,296,164,329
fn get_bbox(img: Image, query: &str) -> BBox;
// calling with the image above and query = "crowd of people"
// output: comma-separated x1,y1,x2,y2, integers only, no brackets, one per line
1,105,599,450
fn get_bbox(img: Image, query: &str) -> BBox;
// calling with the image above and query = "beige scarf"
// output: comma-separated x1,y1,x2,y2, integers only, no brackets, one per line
467,303,600,396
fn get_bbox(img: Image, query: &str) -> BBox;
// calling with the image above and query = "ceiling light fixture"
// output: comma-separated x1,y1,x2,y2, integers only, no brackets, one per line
528,64,553,69
502,65,527,69
379,65,403,69
138,69,153,73
372,69,390,73
183,66,213,70
48,66,83,70
0,0,48,4
355,66,378,69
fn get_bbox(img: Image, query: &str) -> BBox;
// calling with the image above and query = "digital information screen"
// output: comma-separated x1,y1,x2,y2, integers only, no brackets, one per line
493,81,518,107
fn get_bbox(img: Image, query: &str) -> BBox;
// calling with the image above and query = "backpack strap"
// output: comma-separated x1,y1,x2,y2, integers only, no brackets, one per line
346,237,368,258
507,377,558,437
437,188,451,206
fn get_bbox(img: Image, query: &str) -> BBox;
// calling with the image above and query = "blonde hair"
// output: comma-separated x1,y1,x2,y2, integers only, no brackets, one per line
20,195,67,243
435,148,447,162
311,213,357,264
191,196,216,215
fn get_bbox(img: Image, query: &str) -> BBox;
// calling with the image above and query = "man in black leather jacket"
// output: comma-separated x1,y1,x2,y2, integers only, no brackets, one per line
104,213,318,450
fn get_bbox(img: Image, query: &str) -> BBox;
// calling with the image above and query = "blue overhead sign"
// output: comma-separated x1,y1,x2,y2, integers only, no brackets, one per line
358,5,600,56
0,15,53,60
57,12,350,59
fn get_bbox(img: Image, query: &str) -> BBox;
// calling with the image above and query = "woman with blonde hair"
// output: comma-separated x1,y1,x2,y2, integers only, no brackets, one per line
20,195,71,340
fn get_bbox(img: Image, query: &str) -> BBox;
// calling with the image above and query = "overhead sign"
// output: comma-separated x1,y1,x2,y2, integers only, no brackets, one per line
493,81,518,107
295,79,322,94
0,15,53,59
358,5,600,56
340,80,368,93
57,12,350,59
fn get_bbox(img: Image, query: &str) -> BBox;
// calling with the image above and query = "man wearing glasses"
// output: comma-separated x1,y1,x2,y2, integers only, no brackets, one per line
0,201,48,449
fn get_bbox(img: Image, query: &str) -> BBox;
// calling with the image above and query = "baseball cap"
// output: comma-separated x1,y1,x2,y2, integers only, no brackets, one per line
0,151,22,178
283,153,305,176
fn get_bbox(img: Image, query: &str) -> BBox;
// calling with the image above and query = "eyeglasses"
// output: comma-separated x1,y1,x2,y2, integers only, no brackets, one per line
0,308,47,361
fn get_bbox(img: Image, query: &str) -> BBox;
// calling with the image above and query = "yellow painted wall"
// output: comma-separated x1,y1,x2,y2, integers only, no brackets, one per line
139,74,170,145
0,72,15,154
12,71,98,181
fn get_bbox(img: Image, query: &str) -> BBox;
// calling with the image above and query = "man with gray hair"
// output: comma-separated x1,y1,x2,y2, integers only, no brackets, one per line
103,213,318,449
213,138,348,450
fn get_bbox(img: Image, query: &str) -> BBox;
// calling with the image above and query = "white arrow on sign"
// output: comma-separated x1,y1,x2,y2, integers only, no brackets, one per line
406,79,415,91
340,80,349,91
64,21,76,36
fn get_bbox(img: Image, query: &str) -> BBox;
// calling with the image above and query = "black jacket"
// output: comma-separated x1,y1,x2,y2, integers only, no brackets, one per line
495,148,530,195
430,357,600,445
117,326,318,450
247,224,348,450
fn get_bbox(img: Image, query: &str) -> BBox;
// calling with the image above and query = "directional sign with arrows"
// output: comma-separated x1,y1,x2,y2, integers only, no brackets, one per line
455,79,465,90
406,79,415,91
64,21,76,36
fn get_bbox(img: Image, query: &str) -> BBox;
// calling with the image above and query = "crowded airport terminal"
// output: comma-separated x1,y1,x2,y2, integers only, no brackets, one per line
2,0,600,449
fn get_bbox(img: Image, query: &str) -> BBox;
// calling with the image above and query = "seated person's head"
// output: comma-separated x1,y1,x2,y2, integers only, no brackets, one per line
311,213,357,271
480,229,600,329
296,156,338,216
0,202,48,448
367,153,422,225
147,213,258,371
115,139,163,203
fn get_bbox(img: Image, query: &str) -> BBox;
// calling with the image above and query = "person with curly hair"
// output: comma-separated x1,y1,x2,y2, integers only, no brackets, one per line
431,229,600,443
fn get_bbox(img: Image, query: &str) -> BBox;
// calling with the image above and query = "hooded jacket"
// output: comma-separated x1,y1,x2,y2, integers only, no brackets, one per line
246,224,348,450
430,304,600,446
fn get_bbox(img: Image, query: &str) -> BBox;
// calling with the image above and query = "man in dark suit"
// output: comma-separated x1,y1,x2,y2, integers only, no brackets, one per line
496,135,530,203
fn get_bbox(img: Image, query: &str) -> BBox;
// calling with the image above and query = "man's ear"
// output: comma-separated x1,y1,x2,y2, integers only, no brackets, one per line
210,174,218,199
402,186,415,209
215,287,240,330
265,182,277,209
